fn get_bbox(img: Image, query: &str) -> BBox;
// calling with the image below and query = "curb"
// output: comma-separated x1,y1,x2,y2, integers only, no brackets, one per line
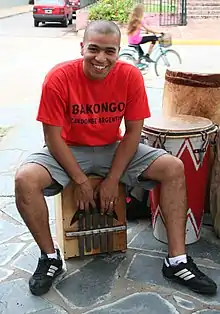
0,6,32,20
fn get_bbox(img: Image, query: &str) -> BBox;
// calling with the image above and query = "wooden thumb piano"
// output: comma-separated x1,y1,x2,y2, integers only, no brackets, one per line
54,176,127,260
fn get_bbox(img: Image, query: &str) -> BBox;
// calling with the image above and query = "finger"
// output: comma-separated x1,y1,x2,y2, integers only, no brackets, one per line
90,199,96,209
100,197,105,215
76,200,80,209
108,199,114,212
79,200,85,211
104,199,110,213
84,201,90,211
113,197,118,207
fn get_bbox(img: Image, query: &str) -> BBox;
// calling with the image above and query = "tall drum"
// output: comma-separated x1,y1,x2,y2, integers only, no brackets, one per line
142,115,217,245
162,69,220,125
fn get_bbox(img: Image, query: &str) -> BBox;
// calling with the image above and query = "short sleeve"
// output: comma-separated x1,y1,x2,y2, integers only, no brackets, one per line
124,66,151,121
36,72,68,127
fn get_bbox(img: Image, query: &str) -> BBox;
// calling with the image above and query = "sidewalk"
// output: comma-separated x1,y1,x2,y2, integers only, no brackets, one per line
1,87,220,313
0,4,32,19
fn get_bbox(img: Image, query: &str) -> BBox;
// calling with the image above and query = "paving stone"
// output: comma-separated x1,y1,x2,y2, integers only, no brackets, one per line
1,201,24,224
0,216,27,244
0,174,15,196
0,268,13,283
128,224,220,265
125,253,220,304
0,242,25,266
29,307,68,314
0,149,24,173
46,196,56,220
20,232,34,242
12,242,40,274
56,254,125,308
0,278,66,314
193,311,220,314
173,295,195,310
84,292,179,314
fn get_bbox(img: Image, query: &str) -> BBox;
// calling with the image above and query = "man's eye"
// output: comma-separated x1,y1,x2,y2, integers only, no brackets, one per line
88,48,97,52
106,50,115,55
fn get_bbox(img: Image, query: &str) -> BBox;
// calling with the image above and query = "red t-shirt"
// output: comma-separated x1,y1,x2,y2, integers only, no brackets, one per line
37,58,150,146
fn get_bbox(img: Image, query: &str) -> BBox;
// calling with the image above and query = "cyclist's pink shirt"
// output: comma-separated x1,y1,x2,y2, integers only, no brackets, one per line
128,20,144,44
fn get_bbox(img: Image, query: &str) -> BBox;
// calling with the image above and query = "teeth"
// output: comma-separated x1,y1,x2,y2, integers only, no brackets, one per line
93,65,105,70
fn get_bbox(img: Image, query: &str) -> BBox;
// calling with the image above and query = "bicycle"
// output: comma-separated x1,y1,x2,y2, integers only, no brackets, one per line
118,33,182,77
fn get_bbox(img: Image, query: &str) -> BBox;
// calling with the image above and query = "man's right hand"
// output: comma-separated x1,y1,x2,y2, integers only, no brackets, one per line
73,178,96,211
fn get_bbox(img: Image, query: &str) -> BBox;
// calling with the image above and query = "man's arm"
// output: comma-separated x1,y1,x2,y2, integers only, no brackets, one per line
43,124,88,185
107,120,144,183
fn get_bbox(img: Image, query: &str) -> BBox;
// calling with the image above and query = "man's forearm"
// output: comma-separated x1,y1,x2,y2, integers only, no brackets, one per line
107,134,140,182
46,137,87,185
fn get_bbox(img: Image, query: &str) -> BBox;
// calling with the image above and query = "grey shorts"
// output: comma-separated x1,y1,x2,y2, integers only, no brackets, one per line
22,142,167,197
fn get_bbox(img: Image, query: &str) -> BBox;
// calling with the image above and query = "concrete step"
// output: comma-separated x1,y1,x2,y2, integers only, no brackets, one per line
187,8,220,14
187,1,220,6
187,5,220,9
188,14,220,19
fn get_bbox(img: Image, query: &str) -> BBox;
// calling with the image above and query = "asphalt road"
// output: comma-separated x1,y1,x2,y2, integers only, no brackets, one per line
0,12,76,38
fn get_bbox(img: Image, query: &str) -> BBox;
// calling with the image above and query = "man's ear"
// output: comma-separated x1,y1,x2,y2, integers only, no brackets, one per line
80,42,84,56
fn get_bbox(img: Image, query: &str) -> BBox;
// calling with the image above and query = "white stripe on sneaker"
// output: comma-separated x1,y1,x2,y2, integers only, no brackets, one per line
184,274,195,281
174,268,195,281
179,271,192,278
46,265,58,277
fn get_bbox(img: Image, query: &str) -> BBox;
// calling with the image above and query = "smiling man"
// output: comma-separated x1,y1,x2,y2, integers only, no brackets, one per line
15,20,217,297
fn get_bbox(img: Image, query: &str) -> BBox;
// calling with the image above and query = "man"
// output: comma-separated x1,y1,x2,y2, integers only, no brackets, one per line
15,20,217,297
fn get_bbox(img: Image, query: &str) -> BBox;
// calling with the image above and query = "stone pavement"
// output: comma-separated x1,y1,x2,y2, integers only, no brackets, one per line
1,85,220,313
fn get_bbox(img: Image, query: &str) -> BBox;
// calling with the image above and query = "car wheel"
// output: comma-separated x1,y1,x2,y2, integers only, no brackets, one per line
34,20,39,27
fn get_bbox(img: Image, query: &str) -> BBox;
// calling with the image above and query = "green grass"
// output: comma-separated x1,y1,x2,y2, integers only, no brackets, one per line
144,3,177,13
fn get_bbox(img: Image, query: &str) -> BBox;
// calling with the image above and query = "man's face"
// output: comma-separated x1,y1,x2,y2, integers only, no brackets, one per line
81,31,120,80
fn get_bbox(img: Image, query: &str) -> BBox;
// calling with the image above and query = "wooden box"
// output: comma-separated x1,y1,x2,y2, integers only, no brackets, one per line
55,176,127,260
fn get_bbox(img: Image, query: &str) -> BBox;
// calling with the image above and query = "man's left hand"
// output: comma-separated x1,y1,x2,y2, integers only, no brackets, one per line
94,177,119,214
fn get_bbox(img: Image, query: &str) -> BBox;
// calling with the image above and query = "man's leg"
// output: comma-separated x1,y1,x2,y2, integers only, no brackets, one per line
95,142,217,295
15,163,56,254
142,154,187,257
15,146,92,295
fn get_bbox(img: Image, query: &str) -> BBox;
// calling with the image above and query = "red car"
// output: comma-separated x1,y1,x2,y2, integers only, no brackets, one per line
69,0,80,19
33,0,73,27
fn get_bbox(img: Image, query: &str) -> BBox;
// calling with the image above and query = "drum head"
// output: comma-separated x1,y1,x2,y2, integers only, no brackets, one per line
143,114,213,134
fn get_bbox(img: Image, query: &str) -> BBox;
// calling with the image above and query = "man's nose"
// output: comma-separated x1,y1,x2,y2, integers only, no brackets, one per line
95,51,106,63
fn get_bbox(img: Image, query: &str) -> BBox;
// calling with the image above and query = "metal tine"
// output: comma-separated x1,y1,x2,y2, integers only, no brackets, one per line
78,212,85,258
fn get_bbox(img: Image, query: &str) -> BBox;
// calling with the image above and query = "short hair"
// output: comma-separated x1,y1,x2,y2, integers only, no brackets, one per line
83,20,121,43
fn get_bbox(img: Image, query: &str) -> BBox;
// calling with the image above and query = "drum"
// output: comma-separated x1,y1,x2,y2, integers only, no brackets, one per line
162,69,220,125
142,114,218,245
55,176,127,260
162,68,220,214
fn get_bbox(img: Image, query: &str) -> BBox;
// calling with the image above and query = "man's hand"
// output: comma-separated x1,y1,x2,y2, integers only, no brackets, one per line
73,179,96,211
95,177,119,214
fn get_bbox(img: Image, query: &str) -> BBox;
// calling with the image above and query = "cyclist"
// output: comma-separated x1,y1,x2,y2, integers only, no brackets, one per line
127,4,161,67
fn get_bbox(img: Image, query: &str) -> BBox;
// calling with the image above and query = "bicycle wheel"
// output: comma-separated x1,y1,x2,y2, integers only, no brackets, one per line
154,49,182,77
118,54,136,66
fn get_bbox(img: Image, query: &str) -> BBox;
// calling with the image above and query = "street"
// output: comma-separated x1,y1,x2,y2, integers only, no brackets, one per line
1,10,220,314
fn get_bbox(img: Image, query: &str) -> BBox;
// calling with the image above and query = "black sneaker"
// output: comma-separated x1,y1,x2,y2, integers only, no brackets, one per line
29,249,63,296
162,256,217,295
144,54,155,63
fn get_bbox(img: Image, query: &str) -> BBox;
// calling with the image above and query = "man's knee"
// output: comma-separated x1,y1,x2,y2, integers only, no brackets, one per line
15,163,52,195
166,156,184,179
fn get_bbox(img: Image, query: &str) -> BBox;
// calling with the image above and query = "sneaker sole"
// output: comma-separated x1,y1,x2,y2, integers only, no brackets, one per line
30,268,64,296
163,275,217,295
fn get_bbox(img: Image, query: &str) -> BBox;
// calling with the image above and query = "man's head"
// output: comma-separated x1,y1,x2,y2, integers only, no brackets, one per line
81,20,121,80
